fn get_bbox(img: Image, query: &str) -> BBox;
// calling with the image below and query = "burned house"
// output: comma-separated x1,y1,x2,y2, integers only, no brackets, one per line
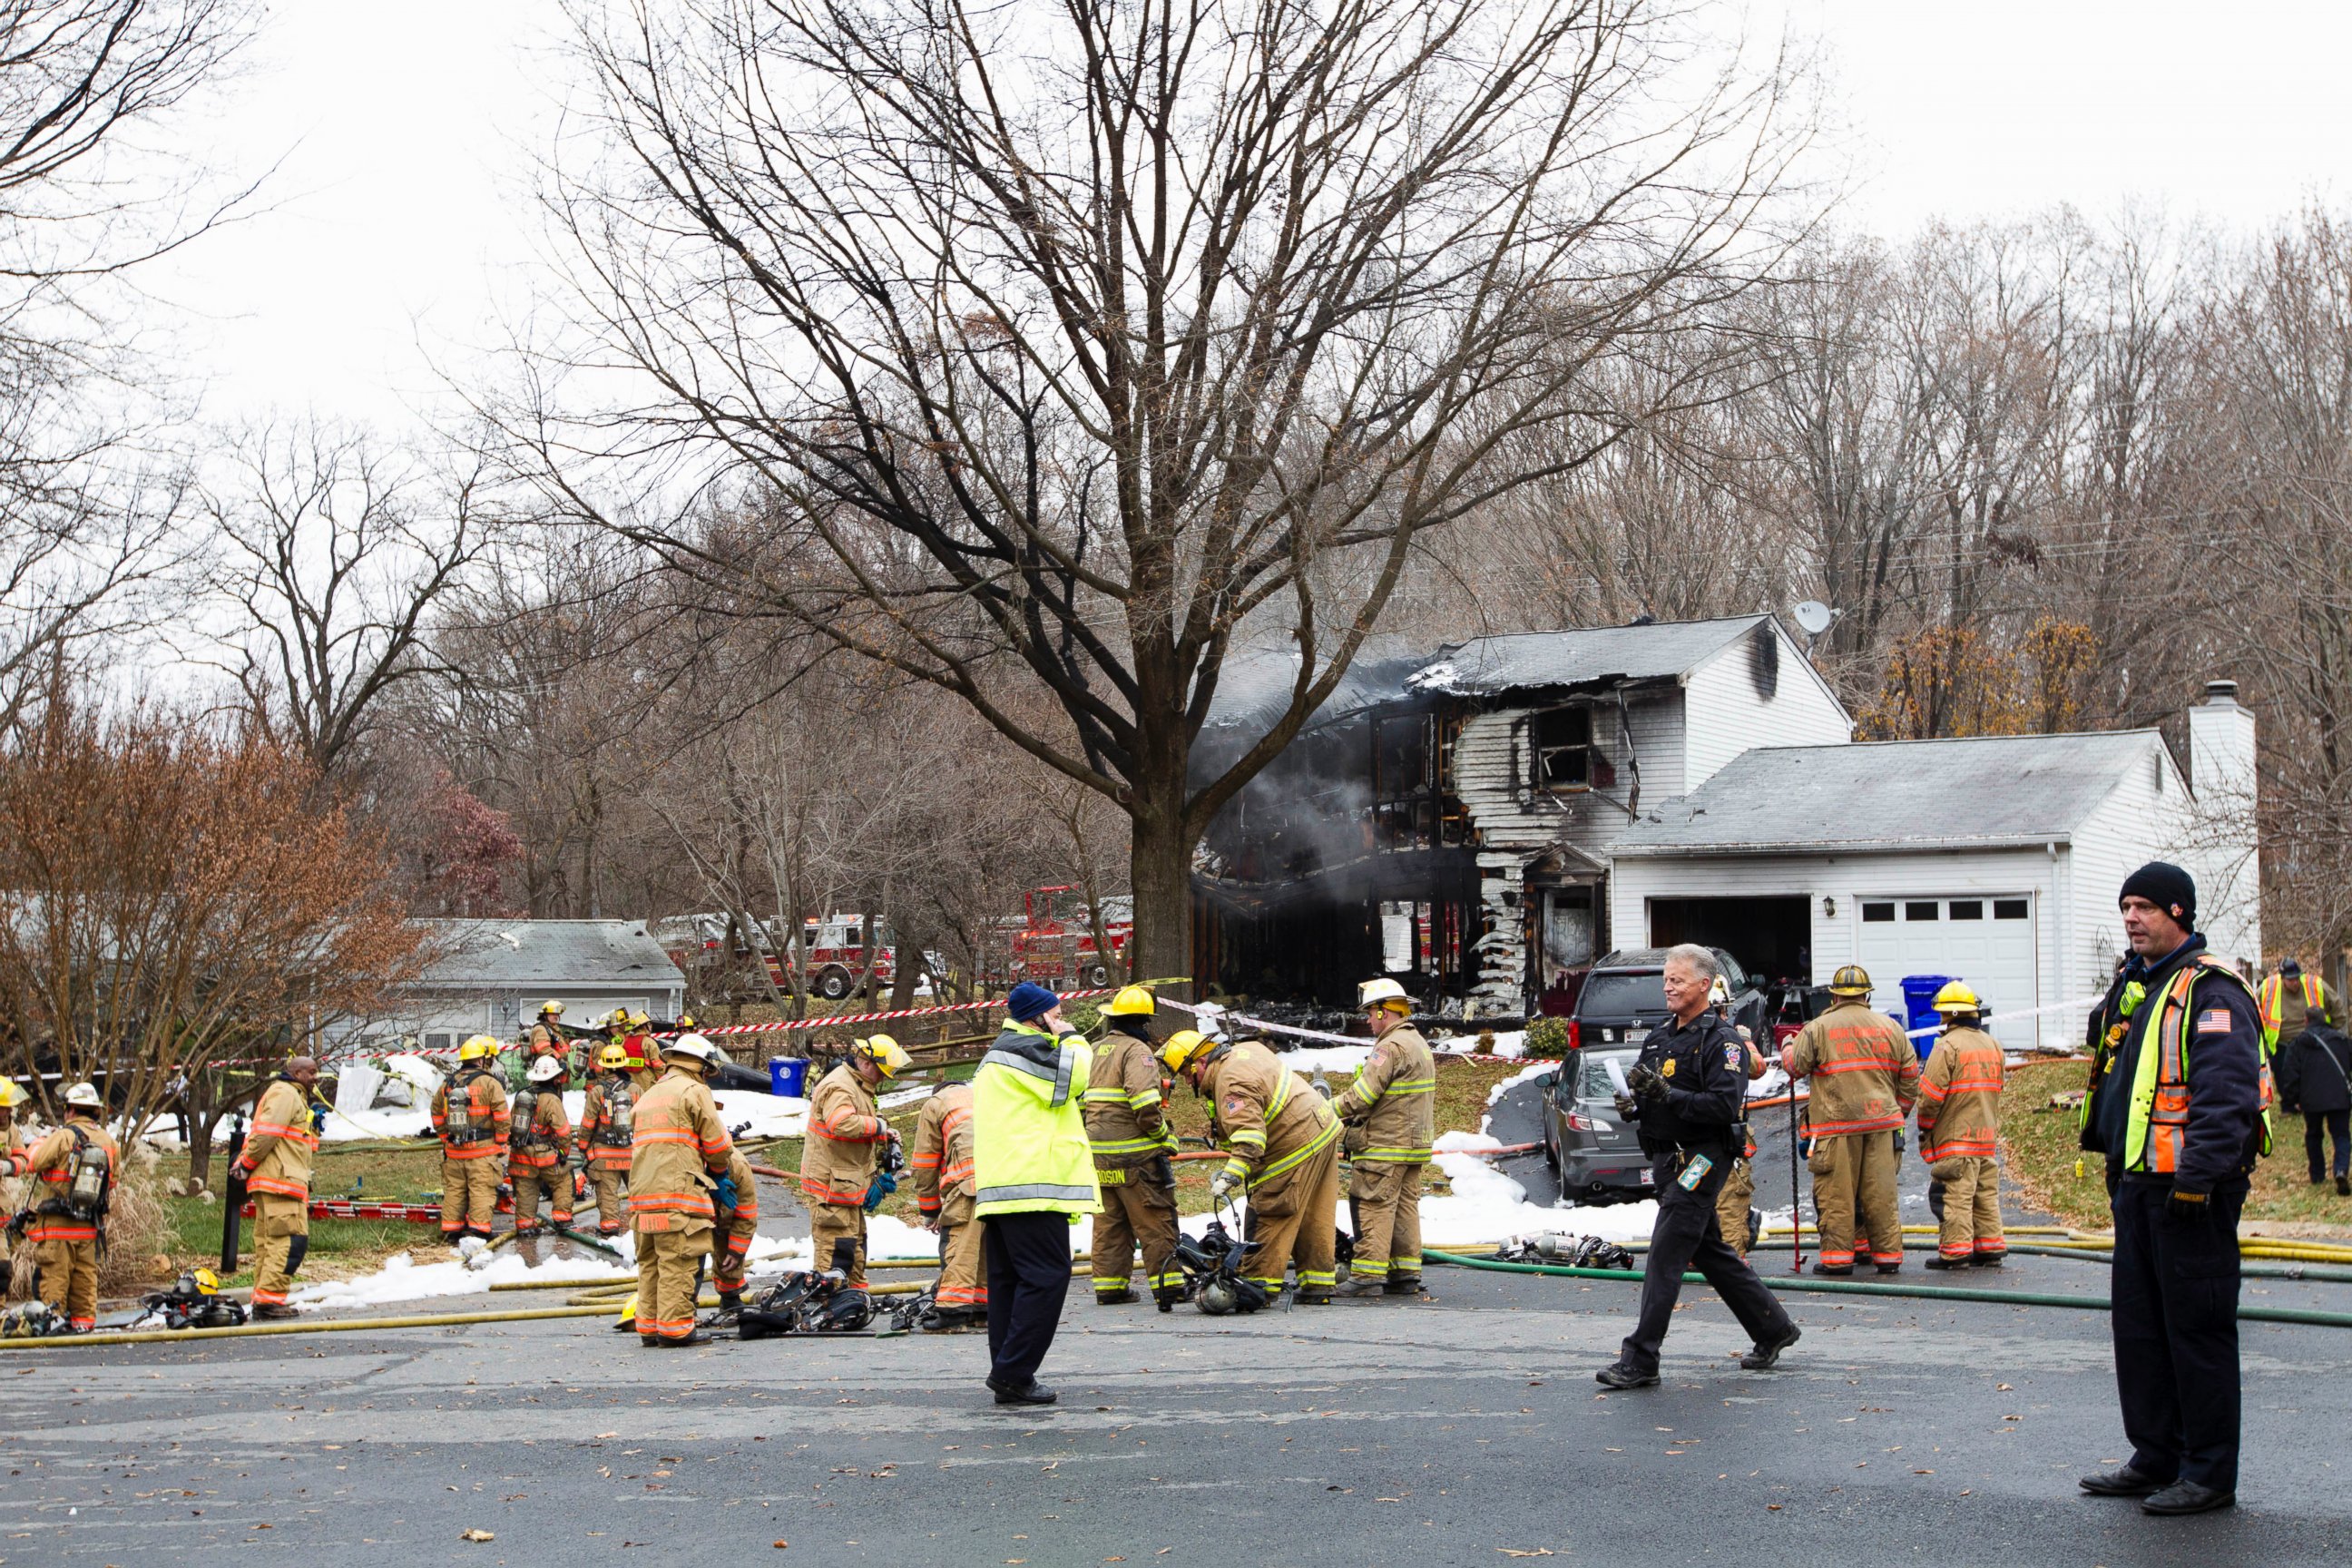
1191,616,1849,1014
1191,618,2261,1044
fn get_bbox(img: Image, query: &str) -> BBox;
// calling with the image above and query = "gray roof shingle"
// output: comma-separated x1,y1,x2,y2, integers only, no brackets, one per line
1194,616,1773,777
1613,730,2162,855
410,919,684,989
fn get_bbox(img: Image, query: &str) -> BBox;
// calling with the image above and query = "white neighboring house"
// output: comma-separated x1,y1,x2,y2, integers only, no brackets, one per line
341,918,688,1056
1610,681,2261,1048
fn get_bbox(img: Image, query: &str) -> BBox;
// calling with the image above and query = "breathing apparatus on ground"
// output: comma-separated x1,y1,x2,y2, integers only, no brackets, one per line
1496,1233,1636,1270
737,1236,875,1338
141,1269,248,1330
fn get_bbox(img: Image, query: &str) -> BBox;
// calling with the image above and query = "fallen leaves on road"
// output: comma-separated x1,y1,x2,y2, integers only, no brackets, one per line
1498,1550,1556,1558
460,1528,495,1543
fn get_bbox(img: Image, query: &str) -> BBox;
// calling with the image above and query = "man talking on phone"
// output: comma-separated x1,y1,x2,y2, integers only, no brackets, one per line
1596,944,1801,1388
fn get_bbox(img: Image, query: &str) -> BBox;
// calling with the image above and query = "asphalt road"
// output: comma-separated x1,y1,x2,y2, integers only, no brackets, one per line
5,1083,2352,1567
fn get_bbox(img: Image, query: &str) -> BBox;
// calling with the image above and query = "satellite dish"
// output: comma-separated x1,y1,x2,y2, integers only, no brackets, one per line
1791,600,1837,637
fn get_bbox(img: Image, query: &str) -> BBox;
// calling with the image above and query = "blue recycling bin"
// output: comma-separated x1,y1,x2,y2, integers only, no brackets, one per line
769,1056,810,1098
1899,974,1954,1060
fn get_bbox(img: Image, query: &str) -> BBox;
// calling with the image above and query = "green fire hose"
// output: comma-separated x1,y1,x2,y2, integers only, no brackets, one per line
1424,1250,2352,1328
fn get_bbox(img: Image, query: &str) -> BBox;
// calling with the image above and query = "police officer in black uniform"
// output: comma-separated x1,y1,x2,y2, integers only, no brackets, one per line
2078,862,2266,1516
1596,944,1801,1388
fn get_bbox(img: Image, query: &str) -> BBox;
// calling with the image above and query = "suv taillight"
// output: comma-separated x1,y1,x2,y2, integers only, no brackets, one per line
1566,1112,1599,1132
1565,1020,1580,1053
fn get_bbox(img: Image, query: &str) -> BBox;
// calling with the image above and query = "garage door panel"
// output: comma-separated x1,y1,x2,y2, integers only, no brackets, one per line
1856,894,2037,1048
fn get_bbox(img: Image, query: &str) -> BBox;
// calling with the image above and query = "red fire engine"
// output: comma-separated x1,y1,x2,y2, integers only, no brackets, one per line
1008,887,1132,986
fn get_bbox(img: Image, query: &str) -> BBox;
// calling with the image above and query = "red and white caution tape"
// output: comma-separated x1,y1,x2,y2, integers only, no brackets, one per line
701,986,1125,1038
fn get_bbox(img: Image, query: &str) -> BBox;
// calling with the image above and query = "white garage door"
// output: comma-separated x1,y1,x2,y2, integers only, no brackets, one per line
1856,895,2039,1048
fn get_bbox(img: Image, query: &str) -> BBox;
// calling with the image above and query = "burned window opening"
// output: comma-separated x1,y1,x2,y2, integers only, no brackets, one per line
1532,705,1613,794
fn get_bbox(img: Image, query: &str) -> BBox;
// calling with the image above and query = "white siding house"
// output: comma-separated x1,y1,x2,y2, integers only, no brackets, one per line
1612,688,2262,1049
341,919,688,1056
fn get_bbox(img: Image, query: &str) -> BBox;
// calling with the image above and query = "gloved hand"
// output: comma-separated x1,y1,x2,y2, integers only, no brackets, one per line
713,1175,739,1212
1209,1168,1243,1202
1611,1092,1639,1118
2166,1185,2210,1222
861,1168,899,1213
1627,1063,1669,1102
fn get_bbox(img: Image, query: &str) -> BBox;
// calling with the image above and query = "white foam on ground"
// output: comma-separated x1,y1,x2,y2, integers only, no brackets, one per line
289,1245,635,1311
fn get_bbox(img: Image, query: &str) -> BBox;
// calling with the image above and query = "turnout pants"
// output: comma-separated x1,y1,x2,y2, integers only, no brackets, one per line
250,1191,311,1308
2305,1110,2351,1181
1809,1130,1902,1269
1927,1155,2005,1260
809,1201,868,1288
936,1199,987,1313
439,1153,501,1239
1242,1139,1341,1298
1713,1158,1756,1259
713,1210,757,1295
1348,1160,1426,1279
985,1210,1072,1389
34,1237,98,1330
2110,1174,2246,1492
510,1165,573,1231
588,1164,628,1233
1092,1157,1181,1301
634,1222,712,1342
1621,1149,1793,1375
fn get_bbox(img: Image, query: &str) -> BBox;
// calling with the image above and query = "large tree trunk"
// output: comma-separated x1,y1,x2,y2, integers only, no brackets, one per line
1128,796,1194,1003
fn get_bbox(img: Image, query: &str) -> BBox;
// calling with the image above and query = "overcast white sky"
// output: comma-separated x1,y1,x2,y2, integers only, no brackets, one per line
146,0,2352,434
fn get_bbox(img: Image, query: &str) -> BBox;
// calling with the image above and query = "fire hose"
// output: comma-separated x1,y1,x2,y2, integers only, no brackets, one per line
1423,1249,2352,1328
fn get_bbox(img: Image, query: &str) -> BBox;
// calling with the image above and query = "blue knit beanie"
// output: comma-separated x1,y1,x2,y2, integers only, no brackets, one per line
1007,981,1060,1023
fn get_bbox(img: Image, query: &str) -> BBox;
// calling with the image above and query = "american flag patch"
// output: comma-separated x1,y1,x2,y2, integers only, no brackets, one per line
2198,1008,2232,1034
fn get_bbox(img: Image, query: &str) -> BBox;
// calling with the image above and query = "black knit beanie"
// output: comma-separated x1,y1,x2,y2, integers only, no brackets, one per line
2119,861,2196,929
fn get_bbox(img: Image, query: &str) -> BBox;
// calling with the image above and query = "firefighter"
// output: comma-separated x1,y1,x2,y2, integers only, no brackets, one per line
710,1143,760,1318
628,1033,735,1347
622,1011,661,1091
1706,979,1769,1259
233,1056,321,1318
2259,956,2339,1059
0,1079,23,1220
1781,965,1920,1275
800,1035,906,1290
508,1055,575,1236
579,1043,637,1235
1164,1026,1342,1305
526,1000,572,1078
910,1077,986,1329
6,1083,118,1333
431,1035,512,1243
1083,984,1181,1308
1332,977,1436,1298
1916,982,2006,1269
2077,862,2268,1515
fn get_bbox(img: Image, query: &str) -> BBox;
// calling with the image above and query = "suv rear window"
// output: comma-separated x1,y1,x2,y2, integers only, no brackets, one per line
1577,972,1666,1019
1574,1048,1639,1099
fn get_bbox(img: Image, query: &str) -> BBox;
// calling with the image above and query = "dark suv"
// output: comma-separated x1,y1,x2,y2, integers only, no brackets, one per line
1536,946,1765,1204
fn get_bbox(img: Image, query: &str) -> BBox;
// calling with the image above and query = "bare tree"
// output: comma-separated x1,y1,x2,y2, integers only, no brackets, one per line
514,0,1808,981
202,419,498,778
0,684,424,1179
0,0,257,719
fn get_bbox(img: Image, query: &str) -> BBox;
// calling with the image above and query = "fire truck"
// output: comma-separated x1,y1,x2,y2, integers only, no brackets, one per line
789,916,906,1001
1008,887,1132,987
652,912,909,1002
